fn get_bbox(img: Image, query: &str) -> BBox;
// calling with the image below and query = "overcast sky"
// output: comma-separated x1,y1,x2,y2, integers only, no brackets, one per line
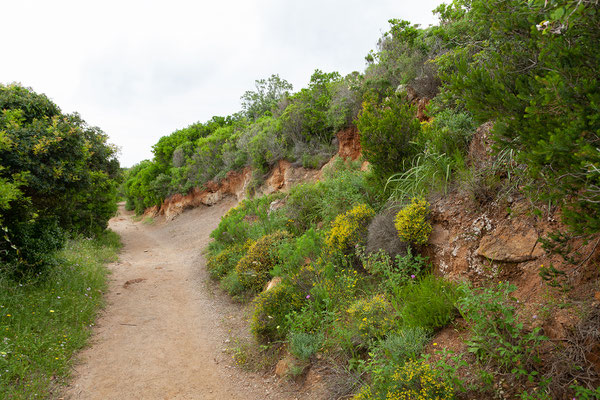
1,0,444,167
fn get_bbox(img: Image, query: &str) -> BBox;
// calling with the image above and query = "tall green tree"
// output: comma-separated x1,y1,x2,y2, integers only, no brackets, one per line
241,74,293,121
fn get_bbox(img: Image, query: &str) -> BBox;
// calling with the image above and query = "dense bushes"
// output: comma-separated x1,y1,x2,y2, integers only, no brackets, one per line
206,161,466,396
325,204,374,254
251,282,304,342
235,231,292,293
437,0,600,234
0,84,119,275
355,93,421,179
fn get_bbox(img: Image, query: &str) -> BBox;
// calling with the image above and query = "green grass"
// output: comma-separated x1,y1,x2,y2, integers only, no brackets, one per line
0,231,121,399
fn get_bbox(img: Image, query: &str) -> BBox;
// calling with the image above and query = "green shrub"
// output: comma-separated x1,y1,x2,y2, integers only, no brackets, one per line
275,229,324,277
394,198,432,245
1,217,65,277
318,167,381,224
235,231,291,293
354,359,454,400
251,283,304,342
347,294,395,342
378,327,430,366
363,327,431,389
359,247,428,293
417,109,474,156
395,275,461,331
221,270,245,298
237,116,289,170
438,0,600,235
0,84,119,274
387,152,462,201
282,183,322,234
288,331,323,360
209,193,285,249
457,282,547,377
207,240,252,280
356,93,421,179
325,204,375,254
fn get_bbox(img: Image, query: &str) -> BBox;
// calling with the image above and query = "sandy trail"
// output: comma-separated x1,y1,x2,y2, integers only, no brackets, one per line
65,200,295,400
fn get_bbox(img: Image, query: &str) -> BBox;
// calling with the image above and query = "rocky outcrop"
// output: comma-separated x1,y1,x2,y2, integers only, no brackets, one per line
476,222,544,263
426,193,552,284
159,168,252,221
258,160,322,196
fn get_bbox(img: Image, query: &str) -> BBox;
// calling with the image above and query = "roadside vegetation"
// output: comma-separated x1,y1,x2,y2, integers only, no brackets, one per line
0,85,121,397
122,0,599,398
0,232,121,398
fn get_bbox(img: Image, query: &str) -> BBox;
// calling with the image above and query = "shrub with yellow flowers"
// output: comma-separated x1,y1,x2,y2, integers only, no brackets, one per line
347,294,394,341
394,198,432,245
353,360,453,400
251,282,304,342
235,231,291,293
207,240,253,279
326,204,375,254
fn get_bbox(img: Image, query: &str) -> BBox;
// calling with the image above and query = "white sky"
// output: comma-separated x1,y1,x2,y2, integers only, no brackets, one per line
1,0,444,167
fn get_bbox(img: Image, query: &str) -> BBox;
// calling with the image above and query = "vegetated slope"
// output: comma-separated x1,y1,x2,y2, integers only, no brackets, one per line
126,1,600,399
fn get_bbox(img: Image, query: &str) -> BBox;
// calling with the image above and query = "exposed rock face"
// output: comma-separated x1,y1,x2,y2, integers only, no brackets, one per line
416,98,430,122
265,276,282,291
258,160,322,196
476,222,542,263
275,356,294,378
425,194,550,283
336,126,361,160
159,168,252,221
143,205,160,219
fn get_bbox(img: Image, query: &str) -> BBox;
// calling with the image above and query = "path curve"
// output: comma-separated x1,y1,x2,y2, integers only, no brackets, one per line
65,200,297,400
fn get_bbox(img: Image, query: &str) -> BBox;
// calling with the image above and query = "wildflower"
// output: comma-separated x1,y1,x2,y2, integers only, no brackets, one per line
306,295,310,299
433,343,438,346
411,274,415,279
49,310,55,313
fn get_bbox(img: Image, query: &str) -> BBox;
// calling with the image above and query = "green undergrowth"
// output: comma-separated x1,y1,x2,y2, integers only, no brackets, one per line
0,231,121,398
206,159,469,394
205,157,574,398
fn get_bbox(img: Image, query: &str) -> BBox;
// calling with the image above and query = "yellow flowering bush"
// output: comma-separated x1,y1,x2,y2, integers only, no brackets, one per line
251,283,303,342
235,231,291,293
312,267,360,310
347,294,394,341
207,240,253,279
353,360,453,400
326,204,375,253
394,198,432,245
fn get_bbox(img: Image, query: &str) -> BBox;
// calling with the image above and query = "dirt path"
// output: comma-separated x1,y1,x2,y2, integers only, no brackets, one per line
64,200,300,400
